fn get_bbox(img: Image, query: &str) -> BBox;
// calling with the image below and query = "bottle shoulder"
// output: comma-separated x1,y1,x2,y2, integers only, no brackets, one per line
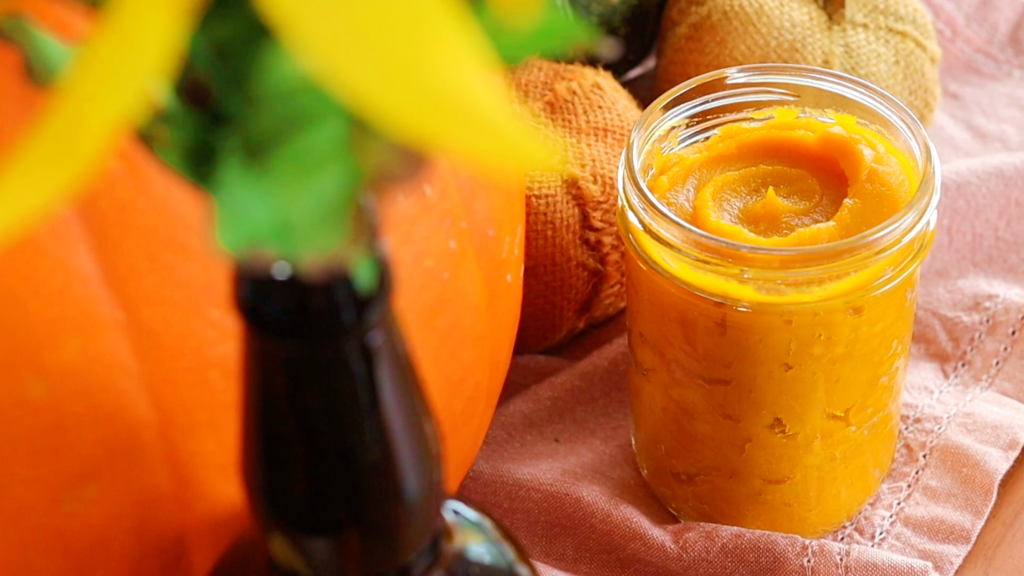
209,499,536,576
429,499,536,576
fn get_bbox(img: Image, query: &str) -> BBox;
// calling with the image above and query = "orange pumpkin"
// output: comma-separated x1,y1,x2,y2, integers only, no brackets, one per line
0,2,525,574
0,40,247,576
378,159,525,491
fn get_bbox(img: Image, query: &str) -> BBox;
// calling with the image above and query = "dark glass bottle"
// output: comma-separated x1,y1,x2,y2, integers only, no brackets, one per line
230,257,535,576
564,0,669,78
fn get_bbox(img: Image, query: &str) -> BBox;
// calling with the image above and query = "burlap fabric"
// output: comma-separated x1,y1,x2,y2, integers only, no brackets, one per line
510,60,641,353
655,0,942,124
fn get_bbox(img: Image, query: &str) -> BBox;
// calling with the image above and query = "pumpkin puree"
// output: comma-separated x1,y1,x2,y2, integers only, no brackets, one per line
627,107,920,537
649,107,916,246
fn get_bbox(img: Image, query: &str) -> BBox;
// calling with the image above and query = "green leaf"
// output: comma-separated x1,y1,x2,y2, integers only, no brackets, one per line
143,0,369,265
140,89,219,183
350,253,382,297
1,0,372,268
182,0,268,120
211,41,362,262
142,0,269,184
474,0,598,64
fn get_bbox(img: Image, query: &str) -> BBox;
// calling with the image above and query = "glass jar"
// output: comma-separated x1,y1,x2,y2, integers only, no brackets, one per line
618,64,940,538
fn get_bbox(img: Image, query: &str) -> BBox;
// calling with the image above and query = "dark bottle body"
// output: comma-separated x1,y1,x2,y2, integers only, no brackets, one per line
231,263,534,576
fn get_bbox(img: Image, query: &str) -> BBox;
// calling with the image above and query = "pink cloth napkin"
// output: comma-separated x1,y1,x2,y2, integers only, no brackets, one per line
459,1,1024,574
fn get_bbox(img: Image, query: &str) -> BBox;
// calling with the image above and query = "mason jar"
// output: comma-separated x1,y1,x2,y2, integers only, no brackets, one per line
618,64,940,537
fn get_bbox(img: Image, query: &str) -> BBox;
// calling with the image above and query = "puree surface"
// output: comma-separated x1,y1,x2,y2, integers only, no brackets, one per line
648,107,916,246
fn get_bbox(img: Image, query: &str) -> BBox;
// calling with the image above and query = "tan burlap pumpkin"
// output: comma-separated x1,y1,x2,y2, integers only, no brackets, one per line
510,59,642,353
654,0,942,124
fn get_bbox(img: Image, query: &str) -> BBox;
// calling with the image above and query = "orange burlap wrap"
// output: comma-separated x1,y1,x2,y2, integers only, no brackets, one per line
510,59,641,353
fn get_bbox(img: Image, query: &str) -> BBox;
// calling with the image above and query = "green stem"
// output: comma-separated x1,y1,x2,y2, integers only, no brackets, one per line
0,11,196,179
0,15,75,85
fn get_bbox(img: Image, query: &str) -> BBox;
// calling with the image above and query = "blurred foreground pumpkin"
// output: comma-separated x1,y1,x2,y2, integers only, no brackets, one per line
0,23,247,575
654,0,941,124
0,4,524,574
378,158,525,489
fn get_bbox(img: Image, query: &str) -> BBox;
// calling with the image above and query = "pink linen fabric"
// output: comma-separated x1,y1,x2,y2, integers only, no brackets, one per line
459,0,1024,574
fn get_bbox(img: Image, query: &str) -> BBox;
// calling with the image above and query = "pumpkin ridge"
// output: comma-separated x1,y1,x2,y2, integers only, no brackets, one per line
0,25,200,573
71,138,246,574
69,168,198,573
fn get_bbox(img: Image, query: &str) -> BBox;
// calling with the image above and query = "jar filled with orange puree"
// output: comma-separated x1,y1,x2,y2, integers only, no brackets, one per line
618,65,940,538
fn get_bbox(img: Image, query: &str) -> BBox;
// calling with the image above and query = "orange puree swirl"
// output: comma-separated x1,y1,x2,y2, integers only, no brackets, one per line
648,108,917,247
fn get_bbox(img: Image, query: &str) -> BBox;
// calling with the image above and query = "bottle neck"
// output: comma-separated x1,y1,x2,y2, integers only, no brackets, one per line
236,259,444,574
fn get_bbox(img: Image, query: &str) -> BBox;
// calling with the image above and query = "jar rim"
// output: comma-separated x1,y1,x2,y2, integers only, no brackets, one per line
623,63,941,260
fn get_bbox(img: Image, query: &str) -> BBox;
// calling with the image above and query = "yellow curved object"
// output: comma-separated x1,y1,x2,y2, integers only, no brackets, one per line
0,0,205,248
485,0,546,26
253,0,561,176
